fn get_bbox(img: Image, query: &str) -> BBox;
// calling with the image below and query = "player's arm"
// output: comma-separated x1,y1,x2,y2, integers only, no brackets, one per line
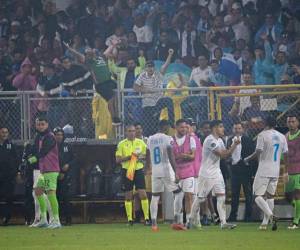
177,137,196,161
244,149,262,164
115,144,131,164
38,136,56,158
167,146,177,173
244,134,263,164
213,139,240,159
282,139,289,183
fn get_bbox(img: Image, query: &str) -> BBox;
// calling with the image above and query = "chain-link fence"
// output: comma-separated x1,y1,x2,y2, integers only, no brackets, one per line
120,88,210,137
1,85,300,141
0,91,23,140
213,85,300,139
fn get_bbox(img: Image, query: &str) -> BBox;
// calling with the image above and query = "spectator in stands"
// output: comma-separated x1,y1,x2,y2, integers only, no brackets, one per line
208,59,228,86
12,57,37,91
154,30,178,62
0,126,18,226
197,120,211,144
134,49,174,136
227,121,255,222
255,13,283,47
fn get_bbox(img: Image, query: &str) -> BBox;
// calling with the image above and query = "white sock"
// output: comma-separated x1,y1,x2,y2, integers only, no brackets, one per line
217,196,226,225
33,191,40,221
190,197,205,224
186,213,191,224
262,199,274,224
255,196,273,223
174,191,184,223
150,196,160,225
44,194,54,222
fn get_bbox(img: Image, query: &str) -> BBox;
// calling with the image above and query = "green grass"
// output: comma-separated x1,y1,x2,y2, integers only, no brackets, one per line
0,223,299,250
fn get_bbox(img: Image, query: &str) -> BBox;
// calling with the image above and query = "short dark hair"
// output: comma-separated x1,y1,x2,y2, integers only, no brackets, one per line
264,116,276,128
210,120,223,129
286,113,299,120
158,119,170,129
175,119,186,126
200,120,210,128
233,119,242,126
36,116,48,123
134,122,142,127
0,125,8,130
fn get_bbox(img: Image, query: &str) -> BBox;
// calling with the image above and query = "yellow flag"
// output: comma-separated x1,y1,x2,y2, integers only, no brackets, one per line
126,154,137,181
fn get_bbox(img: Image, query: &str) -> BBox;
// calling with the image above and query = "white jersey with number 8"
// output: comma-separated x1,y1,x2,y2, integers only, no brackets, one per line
256,129,288,178
147,133,174,178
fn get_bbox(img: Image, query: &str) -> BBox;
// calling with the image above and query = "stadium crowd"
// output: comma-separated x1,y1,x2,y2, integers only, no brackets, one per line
1,0,300,230
1,0,300,138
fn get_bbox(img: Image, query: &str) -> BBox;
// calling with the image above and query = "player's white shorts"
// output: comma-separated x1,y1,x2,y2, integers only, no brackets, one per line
197,174,225,198
253,175,278,196
179,177,195,193
33,169,41,189
194,177,198,195
152,176,179,193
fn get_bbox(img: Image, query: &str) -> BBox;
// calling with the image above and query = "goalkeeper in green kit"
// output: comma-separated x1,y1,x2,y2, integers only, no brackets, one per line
34,116,61,229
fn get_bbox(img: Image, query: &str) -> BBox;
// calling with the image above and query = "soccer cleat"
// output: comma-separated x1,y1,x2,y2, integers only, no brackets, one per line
35,219,49,228
29,219,40,228
144,219,151,226
259,224,268,230
151,225,159,232
212,215,220,225
47,221,62,229
287,223,299,230
221,223,237,230
2,217,9,226
171,223,187,231
187,222,202,230
127,220,134,226
271,216,278,231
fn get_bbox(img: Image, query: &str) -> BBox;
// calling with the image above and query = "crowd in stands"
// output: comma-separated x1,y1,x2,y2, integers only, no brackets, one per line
1,0,300,138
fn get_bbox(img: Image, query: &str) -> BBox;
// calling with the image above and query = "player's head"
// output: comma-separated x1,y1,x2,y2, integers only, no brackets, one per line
53,126,64,143
200,120,211,136
35,116,49,133
125,124,136,140
134,122,143,139
264,116,276,129
232,120,244,136
287,113,299,132
158,120,170,134
210,120,224,137
186,118,196,134
175,119,187,136
0,125,9,141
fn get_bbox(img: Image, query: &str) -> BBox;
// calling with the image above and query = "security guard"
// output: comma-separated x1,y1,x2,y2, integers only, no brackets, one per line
0,126,18,226
53,127,75,225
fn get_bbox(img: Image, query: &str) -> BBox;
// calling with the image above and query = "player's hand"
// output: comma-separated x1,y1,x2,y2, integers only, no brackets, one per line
283,173,289,184
233,138,241,145
243,157,250,166
175,174,180,183
168,48,174,56
62,164,69,172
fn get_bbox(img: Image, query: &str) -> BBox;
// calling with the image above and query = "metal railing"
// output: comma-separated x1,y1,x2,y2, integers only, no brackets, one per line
1,84,300,141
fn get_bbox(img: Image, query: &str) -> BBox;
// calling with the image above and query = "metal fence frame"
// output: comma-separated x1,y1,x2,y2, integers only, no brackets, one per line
1,85,300,141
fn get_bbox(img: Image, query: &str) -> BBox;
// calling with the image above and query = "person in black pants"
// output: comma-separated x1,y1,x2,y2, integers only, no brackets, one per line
227,121,255,222
53,127,75,225
0,126,18,226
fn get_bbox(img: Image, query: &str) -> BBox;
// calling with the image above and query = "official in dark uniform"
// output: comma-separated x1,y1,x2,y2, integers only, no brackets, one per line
0,126,18,226
53,127,75,225
227,121,255,222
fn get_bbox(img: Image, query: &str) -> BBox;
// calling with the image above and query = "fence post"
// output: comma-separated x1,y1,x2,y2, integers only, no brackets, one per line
216,95,222,120
208,89,215,120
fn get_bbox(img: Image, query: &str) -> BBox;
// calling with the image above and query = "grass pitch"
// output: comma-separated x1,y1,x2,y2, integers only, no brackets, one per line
0,223,299,250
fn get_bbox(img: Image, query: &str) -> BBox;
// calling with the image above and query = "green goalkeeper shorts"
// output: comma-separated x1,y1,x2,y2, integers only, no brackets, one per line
285,174,300,193
36,172,59,191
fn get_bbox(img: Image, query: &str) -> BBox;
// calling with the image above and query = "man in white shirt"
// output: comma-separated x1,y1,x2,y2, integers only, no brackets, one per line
188,120,240,230
190,55,212,87
245,116,289,231
146,120,185,232
134,49,174,136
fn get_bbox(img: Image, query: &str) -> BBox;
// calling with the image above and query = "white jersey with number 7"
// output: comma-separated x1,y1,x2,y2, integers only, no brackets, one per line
256,129,288,178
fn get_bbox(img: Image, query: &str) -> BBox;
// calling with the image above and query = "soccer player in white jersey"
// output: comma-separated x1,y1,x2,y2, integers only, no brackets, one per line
146,120,185,232
244,116,288,231
189,120,240,229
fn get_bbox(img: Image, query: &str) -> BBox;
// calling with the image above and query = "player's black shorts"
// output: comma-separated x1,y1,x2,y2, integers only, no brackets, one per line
121,168,146,192
94,80,117,101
